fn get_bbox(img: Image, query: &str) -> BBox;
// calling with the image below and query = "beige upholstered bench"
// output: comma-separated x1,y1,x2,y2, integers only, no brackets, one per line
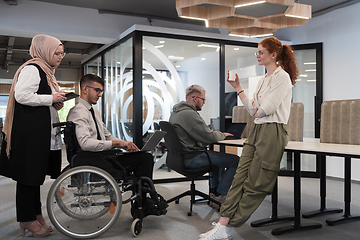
320,99,360,145
232,102,304,142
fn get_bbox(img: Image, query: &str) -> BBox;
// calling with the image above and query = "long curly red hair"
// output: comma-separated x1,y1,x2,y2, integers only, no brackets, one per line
259,37,299,85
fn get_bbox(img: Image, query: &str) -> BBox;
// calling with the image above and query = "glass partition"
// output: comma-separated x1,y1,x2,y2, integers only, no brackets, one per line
285,48,318,172
293,49,317,138
143,36,221,179
103,38,133,141
83,56,103,114
81,28,323,182
223,44,263,156
225,45,265,116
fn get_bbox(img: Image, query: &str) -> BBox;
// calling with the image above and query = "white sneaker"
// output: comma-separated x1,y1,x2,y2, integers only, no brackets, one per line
199,223,232,239
198,222,232,240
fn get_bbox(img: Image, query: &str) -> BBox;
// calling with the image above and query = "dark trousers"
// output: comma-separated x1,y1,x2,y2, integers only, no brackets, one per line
16,182,42,222
117,151,154,180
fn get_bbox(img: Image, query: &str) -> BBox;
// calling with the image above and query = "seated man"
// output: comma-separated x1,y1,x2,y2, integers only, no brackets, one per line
169,84,240,207
67,74,154,181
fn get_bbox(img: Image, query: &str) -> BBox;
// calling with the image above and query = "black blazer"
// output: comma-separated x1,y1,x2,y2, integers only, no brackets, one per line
0,64,61,186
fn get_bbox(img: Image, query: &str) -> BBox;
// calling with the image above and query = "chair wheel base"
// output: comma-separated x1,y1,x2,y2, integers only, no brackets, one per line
187,212,192,216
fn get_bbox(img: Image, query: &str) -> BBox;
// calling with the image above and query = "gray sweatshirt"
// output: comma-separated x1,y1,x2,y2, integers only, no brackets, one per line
169,101,225,159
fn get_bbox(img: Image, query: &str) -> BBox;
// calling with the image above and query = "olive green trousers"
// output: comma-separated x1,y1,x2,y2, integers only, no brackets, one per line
220,123,288,227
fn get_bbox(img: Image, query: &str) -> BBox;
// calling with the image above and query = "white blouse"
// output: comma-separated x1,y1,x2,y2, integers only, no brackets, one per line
241,66,293,125
14,65,62,150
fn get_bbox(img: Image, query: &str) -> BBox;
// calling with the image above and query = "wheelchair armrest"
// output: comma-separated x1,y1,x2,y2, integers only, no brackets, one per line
52,121,75,128
52,122,67,128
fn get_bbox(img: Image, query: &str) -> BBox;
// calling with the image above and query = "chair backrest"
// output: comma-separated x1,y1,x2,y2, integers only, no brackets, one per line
63,121,82,163
158,121,187,174
320,99,360,145
232,102,304,141
287,102,304,142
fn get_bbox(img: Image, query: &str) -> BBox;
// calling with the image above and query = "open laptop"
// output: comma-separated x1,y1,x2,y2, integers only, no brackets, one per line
224,123,247,140
120,130,167,154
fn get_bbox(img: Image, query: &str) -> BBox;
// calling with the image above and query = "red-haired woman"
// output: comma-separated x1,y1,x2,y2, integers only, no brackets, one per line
199,36,299,240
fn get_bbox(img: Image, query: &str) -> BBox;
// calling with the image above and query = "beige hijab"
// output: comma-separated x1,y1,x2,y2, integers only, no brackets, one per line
3,34,62,157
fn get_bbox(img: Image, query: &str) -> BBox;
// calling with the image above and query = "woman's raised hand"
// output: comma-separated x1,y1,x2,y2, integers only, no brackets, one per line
226,70,241,91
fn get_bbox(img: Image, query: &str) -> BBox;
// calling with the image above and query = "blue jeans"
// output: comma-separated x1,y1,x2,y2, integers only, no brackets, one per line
184,151,239,196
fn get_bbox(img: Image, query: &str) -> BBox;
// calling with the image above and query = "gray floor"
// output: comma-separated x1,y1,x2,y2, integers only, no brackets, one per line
2,165,360,240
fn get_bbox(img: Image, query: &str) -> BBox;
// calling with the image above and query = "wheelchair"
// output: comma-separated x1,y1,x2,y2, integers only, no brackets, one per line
46,122,168,239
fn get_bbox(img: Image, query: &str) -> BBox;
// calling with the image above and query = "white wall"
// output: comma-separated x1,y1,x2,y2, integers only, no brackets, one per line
275,3,360,101
275,2,360,180
180,52,220,124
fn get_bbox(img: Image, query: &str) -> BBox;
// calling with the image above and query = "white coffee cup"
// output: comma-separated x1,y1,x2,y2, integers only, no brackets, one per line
229,70,236,81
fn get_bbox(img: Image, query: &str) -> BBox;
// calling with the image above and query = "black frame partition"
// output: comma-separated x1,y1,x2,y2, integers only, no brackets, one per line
291,42,323,139
133,32,143,147
81,27,323,182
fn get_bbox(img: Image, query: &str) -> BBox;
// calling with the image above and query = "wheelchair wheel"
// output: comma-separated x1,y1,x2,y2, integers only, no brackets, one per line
131,218,142,237
47,166,122,239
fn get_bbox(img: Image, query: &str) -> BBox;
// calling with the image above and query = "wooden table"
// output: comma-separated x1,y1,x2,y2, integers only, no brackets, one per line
216,138,360,235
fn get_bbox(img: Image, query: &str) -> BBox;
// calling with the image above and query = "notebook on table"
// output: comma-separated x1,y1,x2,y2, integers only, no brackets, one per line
224,123,247,140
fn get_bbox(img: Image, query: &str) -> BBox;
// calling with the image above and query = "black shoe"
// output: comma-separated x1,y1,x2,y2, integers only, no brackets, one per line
143,195,168,217
210,187,221,197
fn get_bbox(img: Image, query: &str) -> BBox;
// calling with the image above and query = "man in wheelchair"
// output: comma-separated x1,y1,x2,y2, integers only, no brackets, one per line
66,74,167,219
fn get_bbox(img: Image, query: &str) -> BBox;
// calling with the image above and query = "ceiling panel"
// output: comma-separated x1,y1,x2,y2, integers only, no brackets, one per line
0,0,354,72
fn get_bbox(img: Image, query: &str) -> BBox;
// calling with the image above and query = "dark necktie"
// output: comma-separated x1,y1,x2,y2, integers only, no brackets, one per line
89,107,101,140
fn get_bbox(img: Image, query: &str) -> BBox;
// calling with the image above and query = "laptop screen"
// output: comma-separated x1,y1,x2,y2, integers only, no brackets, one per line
225,123,247,139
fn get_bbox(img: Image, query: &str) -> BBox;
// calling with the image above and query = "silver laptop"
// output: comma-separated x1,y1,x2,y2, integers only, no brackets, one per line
121,130,166,153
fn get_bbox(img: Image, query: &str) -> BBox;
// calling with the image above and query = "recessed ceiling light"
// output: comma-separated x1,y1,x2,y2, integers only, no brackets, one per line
229,34,249,38
234,48,239,51
198,44,220,52
180,16,209,27
235,1,265,8
305,69,316,72
285,14,310,19
155,45,164,48
201,58,206,60
168,55,185,60
250,33,273,38
159,41,165,44
176,65,180,68
304,62,316,65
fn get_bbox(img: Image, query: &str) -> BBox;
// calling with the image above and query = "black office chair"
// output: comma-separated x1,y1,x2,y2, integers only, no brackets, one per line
159,121,221,216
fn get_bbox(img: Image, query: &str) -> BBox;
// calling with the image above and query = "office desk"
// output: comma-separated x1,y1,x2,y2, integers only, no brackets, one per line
216,139,360,235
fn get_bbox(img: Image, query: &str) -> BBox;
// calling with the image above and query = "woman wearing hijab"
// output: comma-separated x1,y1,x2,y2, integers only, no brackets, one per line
0,34,67,237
